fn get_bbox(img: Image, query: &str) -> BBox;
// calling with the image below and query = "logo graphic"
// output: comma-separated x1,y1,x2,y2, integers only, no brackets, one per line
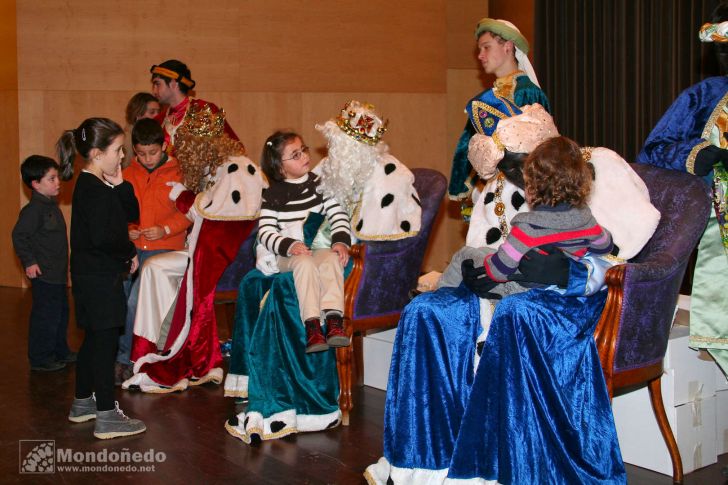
19,440,55,474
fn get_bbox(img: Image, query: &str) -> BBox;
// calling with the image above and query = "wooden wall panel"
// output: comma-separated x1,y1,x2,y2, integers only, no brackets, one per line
17,0,446,94
447,0,489,69
0,0,21,287
237,1,446,93
3,0,504,286
0,90,22,287
489,0,535,57
16,0,242,92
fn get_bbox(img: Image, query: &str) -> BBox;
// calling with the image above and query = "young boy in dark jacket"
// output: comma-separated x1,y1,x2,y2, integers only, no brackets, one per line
12,155,75,371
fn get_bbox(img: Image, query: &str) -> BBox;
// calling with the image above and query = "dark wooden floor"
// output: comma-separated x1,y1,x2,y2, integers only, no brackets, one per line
1,286,726,484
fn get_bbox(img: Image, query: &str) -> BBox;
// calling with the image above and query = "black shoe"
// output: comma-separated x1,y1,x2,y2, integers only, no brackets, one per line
31,361,66,372
59,352,77,363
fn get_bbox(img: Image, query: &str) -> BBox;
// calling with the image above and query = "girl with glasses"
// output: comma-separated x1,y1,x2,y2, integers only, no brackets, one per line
258,131,351,353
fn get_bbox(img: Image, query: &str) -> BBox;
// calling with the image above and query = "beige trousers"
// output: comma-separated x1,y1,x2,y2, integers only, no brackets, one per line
277,249,344,323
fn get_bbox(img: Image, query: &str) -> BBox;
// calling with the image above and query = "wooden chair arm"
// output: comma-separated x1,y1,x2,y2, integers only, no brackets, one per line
344,243,365,319
593,264,625,397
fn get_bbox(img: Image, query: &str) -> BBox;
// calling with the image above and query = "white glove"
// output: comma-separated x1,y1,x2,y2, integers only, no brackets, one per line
255,245,280,276
166,181,187,201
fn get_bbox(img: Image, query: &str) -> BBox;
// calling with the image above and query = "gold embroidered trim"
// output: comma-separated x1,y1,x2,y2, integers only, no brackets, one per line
580,147,594,163
194,197,261,221
224,421,248,441
688,90,728,173
494,172,510,240
492,132,505,151
448,172,475,200
471,101,509,136
223,389,248,398
690,335,728,345
188,373,222,386
257,426,298,441
493,70,525,100
363,469,378,485
686,140,712,174
602,254,625,264
494,94,518,116
140,382,187,394
701,90,728,139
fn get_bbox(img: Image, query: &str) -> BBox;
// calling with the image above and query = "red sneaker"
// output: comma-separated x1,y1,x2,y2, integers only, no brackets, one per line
305,319,329,353
325,313,349,347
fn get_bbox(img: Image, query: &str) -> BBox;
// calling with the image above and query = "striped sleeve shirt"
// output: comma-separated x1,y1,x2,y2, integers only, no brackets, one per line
258,172,351,256
483,204,613,283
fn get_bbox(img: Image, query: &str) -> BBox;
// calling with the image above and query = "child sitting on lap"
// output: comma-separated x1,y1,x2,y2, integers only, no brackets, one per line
474,136,613,295
258,131,351,353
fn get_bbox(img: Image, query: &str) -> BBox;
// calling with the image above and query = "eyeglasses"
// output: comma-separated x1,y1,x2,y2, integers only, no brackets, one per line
282,145,310,161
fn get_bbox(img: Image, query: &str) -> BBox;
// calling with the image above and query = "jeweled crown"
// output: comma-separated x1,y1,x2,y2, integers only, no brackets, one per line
335,100,388,146
182,103,226,138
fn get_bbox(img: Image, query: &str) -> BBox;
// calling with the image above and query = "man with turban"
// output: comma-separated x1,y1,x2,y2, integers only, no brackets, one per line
150,59,239,154
449,18,551,202
637,2,728,378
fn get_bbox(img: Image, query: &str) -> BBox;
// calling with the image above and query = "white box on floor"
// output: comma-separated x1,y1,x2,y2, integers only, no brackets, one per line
613,387,717,475
362,328,397,391
663,325,717,406
717,390,728,455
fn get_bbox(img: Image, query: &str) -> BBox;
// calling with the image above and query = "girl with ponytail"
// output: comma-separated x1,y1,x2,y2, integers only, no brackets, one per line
59,118,146,439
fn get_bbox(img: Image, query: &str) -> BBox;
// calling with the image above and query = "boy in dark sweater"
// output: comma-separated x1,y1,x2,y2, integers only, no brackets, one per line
12,155,75,371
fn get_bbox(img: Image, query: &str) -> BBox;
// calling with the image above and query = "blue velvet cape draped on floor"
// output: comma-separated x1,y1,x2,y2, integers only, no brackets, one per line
381,284,626,484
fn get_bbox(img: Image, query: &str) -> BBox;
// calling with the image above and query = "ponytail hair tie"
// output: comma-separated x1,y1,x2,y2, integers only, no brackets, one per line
81,128,87,141
266,141,273,147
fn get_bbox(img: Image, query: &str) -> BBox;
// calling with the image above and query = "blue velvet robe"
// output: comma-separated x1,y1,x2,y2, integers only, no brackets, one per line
637,75,728,181
376,281,626,484
637,75,728,378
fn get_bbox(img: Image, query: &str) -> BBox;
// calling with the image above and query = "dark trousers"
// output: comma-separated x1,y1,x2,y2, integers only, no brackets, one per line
75,327,119,411
28,280,70,366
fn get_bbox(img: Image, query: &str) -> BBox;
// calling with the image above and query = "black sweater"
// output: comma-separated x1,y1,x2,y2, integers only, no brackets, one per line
12,191,69,284
70,172,139,275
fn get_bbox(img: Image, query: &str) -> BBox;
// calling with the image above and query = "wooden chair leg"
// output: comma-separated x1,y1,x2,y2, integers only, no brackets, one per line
336,344,353,426
647,377,683,484
353,334,364,387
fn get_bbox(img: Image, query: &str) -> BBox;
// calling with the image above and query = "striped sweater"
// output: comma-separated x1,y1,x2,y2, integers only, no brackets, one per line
484,204,613,283
258,172,351,256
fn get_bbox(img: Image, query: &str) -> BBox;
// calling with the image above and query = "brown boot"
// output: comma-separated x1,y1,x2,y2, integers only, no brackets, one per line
325,312,349,347
305,319,329,353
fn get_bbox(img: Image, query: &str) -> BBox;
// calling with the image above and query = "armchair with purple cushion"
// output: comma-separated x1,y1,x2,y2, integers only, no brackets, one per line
594,163,712,484
214,227,258,335
337,168,447,424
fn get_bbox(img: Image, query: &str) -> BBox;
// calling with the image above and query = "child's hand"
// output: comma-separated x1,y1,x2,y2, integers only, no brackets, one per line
129,255,139,274
288,242,312,256
332,243,350,266
103,165,124,186
129,229,141,240
141,226,165,241
25,264,42,279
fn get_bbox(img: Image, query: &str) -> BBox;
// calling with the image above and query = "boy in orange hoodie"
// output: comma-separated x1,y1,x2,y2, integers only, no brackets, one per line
116,118,191,383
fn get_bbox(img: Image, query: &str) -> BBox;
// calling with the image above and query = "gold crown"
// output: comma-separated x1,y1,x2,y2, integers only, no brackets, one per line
181,103,226,138
335,100,388,146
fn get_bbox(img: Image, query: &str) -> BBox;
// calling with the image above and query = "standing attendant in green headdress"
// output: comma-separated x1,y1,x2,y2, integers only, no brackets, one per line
449,18,551,202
